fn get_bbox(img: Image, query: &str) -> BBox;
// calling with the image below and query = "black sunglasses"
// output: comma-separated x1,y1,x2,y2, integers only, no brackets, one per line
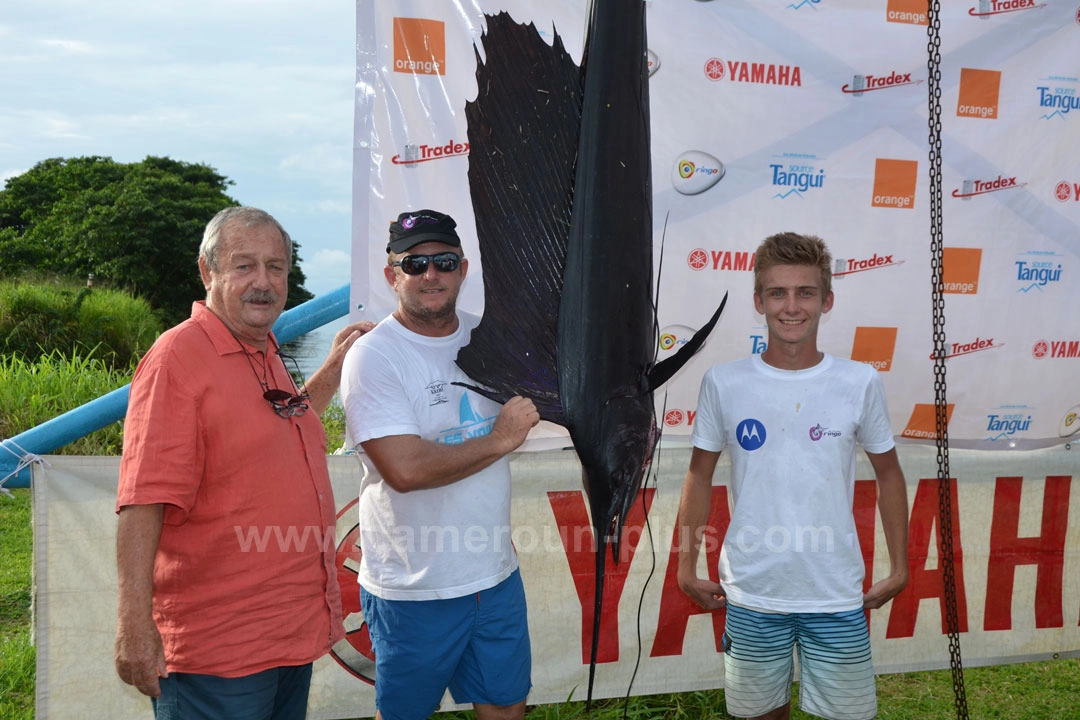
263,388,309,418
266,352,309,418
391,252,461,275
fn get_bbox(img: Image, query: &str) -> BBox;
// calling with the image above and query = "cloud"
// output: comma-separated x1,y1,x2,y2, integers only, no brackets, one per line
38,38,97,54
302,248,352,296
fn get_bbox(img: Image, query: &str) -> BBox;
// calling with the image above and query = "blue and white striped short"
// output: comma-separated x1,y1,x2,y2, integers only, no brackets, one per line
722,603,876,720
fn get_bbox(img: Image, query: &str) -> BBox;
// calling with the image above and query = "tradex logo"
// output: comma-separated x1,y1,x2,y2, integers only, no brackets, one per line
833,253,902,278
952,175,1026,199
1054,180,1080,201
842,71,921,94
930,336,1001,360
969,0,1046,17
391,140,470,165
687,248,756,272
1032,340,1080,359
663,409,696,427
704,58,802,86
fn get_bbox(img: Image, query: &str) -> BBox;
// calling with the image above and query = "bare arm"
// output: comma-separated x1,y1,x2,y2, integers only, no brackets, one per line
676,447,726,610
361,395,540,493
304,321,376,415
863,447,909,609
114,503,168,697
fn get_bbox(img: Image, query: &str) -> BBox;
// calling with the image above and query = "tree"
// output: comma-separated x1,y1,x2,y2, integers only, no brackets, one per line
0,156,314,326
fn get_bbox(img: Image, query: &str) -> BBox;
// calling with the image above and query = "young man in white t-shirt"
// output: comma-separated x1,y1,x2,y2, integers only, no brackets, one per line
676,232,909,720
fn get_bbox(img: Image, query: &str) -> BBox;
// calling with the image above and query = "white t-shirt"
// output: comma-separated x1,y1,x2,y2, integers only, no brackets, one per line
340,312,518,601
690,353,895,613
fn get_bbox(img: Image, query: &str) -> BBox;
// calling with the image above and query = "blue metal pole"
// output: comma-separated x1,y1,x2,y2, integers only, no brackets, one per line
0,285,352,490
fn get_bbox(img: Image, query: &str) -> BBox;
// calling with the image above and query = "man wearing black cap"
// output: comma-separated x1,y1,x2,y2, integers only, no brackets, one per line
340,209,539,720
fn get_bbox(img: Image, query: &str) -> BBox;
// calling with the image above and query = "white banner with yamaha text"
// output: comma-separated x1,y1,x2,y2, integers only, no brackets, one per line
350,0,1080,451
33,449,1080,718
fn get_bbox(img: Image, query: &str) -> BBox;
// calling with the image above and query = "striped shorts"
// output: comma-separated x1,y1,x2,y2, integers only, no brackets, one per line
722,603,876,720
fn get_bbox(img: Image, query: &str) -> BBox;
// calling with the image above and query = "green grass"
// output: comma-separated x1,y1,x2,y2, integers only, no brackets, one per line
0,279,161,368
0,351,129,454
0,489,34,720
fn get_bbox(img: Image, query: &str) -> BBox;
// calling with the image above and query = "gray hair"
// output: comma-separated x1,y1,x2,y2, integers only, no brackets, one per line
199,206,293,272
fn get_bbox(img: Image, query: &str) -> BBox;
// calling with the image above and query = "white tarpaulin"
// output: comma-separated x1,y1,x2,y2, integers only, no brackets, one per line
350,0,1080,451
33,447,1080,718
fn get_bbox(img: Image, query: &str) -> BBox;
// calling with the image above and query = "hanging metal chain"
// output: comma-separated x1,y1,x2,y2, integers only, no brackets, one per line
926,2,970,718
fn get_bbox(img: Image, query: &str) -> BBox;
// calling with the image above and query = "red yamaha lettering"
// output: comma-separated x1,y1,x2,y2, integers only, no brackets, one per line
725,60,802,86
548,489,654,664
984,476,1071,631
886,478,970,639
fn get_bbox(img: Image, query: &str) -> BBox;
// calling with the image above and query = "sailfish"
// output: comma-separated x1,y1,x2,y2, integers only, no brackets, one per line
455,0,728,703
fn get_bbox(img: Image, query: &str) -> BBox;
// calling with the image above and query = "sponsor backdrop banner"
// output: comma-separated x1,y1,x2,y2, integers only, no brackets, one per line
350,0,1080,451
33,451,1080,718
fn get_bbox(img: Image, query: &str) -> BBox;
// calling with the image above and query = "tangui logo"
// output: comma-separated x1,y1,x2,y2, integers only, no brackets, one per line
771,157,825,199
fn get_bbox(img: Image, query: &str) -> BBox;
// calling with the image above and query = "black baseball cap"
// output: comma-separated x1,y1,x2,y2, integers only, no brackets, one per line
386,209,462,254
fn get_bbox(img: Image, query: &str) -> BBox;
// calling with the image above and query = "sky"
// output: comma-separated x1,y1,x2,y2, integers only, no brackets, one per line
1,0,358,298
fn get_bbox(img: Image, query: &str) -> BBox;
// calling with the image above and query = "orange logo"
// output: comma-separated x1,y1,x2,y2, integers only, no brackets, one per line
393,17,446,76
851,327,898,372
886,0,929,25
957,68,1001,119
942,247,982,294
872,158,918,209
901,403,955,440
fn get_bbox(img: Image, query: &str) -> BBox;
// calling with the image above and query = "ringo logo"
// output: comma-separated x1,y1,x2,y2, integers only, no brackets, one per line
942,247,982,294
393,17,446,76
957,68,1001,119
872,158,918,209
851,327,898,372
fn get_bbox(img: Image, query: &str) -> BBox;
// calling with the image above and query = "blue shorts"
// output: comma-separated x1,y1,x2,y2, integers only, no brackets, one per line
722,604,876,720
152,664,312,720
361,569,531,720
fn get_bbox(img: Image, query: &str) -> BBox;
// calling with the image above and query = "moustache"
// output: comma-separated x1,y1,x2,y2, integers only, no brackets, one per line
241,290,279,305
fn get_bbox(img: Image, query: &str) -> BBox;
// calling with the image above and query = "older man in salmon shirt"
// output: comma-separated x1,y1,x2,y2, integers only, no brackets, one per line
114,206,371,720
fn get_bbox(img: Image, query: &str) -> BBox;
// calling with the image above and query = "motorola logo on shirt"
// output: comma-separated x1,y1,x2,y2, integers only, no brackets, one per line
736,419,766,451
